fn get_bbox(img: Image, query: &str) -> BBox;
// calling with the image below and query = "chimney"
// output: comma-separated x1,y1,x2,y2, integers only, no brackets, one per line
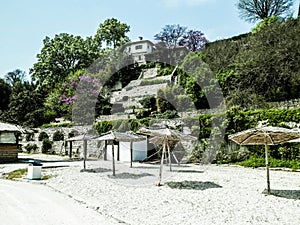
139,36,143,41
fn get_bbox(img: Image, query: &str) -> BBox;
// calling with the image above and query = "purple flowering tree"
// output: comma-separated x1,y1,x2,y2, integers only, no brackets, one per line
60,75,104,124
179,30,209,52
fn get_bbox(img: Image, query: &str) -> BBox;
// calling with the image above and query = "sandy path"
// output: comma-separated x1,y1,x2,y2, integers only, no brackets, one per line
0,179,118,225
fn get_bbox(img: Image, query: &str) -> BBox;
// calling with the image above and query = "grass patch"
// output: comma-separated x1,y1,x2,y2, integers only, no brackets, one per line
236,156,300,170
6,168,27,180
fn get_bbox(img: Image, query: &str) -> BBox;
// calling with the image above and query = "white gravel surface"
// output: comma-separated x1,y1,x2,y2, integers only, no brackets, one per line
1,154,300,225
43,160,300,225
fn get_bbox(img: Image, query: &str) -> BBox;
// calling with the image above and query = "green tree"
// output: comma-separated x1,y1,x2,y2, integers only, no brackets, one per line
0,79,11,111
94,18,130,49
235,18,300,101
179,52,222,109
4,69,26,86
31,33,100,92
237,0,294,22
2,78,48,127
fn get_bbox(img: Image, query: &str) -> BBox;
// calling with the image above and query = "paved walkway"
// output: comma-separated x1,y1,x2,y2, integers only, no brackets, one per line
0,179,117,225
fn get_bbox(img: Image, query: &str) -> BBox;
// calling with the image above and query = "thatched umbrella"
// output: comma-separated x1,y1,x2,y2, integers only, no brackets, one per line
67,134,97,169
96,131,146,176
228,126,300,194
138,127,197,186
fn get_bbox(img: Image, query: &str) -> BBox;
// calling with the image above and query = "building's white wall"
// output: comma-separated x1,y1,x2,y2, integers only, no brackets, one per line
106,145,119,161
106,140,147,162
124,41,153,64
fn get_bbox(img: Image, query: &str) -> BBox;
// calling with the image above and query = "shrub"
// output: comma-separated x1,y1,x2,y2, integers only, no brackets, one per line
38,131,49,141
156,110,178,119
94,121,113,134
25,133,34,142
52,130,64,141
25,144,38,153
140,78,167,86
42,138,52,154
41,123,73,128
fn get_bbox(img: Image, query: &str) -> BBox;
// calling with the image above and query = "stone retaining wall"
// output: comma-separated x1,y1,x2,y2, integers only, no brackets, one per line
20,126,103,159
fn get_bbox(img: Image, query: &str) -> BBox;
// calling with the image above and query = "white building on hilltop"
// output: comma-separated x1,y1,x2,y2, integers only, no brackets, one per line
122,37,155,64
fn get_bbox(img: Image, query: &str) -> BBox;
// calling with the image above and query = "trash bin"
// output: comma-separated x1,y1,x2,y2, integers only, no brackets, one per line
27,160,43,180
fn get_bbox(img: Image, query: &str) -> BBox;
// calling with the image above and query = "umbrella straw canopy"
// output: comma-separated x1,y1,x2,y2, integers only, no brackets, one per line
96,131,146,175
229,126,300,194
96,131,146,142
66,134,98,169
138,127,196,186
229,126,300,146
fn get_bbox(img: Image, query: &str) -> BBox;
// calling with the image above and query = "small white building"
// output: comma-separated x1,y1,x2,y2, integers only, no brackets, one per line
106,140,148,162
123,38,155,64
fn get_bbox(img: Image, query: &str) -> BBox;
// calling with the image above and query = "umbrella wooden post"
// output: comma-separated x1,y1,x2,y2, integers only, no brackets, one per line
112,141,116,176
130,141,133,168
69,141,73,159
83,140,87,170
157,141,165,186
117,141,120,161
265,144,271,194
172,152,180,165
167,143,172,171
104,140,107,161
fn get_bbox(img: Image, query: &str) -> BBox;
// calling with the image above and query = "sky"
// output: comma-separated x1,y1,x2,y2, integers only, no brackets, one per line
0,0,299,79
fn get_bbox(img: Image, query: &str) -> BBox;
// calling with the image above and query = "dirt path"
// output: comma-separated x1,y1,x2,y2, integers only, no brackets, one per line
0,180,117,225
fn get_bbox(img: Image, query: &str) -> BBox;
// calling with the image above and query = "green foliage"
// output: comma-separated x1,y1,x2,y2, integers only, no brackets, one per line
198,114,213,138
236,156,300,170
179,52,222,109
139,118,152,127
94,121,113,134
1,77,50,127
0,79,11,111
41,123,73,128
235,18,300,102
31,33,100,92
140,78,168,86
52,130,64,141
158,66,175,76
188,143,204,163
139,95,157,111
252,16,280,33
41,138,53,154
204,18,300,106
94,18,130,48
38,131,49,141
25,144,38,153
25,133,34,142
225,107,300,136
156,110,178,119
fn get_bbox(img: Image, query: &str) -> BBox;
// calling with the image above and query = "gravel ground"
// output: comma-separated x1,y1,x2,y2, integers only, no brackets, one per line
39,159,300,225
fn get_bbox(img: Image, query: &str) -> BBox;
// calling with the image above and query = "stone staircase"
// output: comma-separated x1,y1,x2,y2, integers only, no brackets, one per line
111,68,172,110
